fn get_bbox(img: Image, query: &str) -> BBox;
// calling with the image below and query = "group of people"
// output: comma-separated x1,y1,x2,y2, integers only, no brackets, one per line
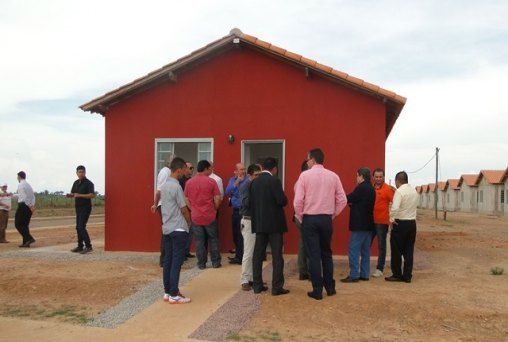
0,166,97,254
153,147,419,304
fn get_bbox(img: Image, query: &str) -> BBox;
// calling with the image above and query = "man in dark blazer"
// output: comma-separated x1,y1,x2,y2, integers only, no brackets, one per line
250,157,290,296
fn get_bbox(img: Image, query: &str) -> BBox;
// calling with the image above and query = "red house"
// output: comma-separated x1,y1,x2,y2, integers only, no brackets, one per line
80,29,406,254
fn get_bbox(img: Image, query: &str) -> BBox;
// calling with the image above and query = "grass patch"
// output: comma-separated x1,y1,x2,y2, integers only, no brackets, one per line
490,266,504,275
46,306,92,323
227,329,280,341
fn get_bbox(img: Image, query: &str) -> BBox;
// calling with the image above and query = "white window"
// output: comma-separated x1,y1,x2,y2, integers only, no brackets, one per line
154,138,213,179
241,140,285,186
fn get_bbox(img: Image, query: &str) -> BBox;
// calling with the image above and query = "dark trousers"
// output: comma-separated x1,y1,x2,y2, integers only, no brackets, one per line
371,224,389,271
252,232,284,293
232,209,243,260
390,219,417,281
75,206,92,248
15,203,34,244
193,220,221,268
163,231,188,296
302,214,334,295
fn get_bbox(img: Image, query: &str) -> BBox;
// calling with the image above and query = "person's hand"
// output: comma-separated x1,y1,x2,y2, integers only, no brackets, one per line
66,193,74,198
30,206,36,213
150,204,157,213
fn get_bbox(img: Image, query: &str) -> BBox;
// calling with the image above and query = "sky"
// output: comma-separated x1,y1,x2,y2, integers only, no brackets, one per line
1,0,507,194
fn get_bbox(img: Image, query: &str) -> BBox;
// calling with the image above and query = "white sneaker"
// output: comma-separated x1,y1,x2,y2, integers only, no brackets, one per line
372,269,383,278
163,293,170,302
168,295,191,304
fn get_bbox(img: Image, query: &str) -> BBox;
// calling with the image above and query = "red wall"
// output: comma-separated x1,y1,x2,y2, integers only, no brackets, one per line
104,47,386,255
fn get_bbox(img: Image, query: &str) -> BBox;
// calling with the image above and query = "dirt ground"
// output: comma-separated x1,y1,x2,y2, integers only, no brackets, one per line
0,209,507,341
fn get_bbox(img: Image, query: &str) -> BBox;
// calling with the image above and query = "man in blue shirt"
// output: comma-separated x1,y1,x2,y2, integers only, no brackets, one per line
225,163,248,264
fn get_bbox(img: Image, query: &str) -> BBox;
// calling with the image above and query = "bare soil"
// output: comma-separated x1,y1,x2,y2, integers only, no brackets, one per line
0,209,507,341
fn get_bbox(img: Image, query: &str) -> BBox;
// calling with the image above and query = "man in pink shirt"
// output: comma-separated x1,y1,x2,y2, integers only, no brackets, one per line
184,160,222,269
294,148,347,300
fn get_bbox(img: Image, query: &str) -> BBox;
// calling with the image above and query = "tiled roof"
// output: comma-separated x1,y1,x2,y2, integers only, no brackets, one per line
428,184,437,192
458,174,480,187
446,179,460,190
80,28,406,136
437,181,446,191
476,170,506,185
421,185,429,193
415,186,422,193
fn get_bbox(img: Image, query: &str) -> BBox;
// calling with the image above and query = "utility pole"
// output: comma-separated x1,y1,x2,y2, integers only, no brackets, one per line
434,147,440,219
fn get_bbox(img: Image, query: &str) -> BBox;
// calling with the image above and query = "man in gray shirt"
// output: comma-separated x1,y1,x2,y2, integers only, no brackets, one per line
160,157,192,304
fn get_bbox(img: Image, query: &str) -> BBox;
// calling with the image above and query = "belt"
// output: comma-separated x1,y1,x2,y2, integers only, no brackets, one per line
242,216,251,220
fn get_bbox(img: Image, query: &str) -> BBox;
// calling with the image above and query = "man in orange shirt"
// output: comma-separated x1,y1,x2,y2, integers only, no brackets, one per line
371,168,395,278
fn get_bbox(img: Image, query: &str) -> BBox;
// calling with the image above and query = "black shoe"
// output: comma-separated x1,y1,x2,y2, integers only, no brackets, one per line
359,277,369,281
71,247,83,253
272,288,290,296
186,253,195,258
229,258,242,265
403,278,412,283
326,289,337,296
340,276,359,283
198,265,206,270
307,291,323,300
18,243,30,248
253,286,268,294
212,263,222,268
385,275,403,282
27,238,35,245
80,247,93,254
299,274,309,280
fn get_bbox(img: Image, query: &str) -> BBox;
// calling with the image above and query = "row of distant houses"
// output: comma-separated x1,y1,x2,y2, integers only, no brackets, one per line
416,168,508,217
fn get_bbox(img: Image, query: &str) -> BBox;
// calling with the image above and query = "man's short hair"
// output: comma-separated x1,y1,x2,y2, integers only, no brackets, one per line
17,171,26,179
357,167,371,183
170,157,186,172
76,165,86,172
262,157,278,171
197,160,211,172
300,160,309,172
247,163,261,176
373,168,385,176
309,148,324,164
395,171,409,184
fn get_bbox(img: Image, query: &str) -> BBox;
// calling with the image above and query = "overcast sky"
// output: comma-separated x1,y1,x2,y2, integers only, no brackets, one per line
1,0,507,193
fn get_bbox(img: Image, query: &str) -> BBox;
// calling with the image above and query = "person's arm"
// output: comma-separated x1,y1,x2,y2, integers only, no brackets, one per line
213,195,221,210
334,178,348,217
225,177,236,196
293,178,304,221
180,206,191,227
389,190,402,226
274,179,288,207
151,191,161,213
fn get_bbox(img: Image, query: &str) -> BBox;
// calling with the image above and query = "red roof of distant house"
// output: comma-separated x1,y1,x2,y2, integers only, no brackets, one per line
437,181,446,191
446,179,460,190
476,170,506,185
80,28,406,137
428,184,436,192
458,174,480,187
422,185,429,193
415,186,422,193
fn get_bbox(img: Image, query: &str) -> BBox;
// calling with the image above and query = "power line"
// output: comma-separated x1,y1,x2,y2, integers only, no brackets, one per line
407,153,435,174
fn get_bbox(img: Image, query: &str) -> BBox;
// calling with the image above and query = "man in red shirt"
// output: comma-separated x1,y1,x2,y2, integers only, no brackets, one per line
371,168,395,278
184,160,222,269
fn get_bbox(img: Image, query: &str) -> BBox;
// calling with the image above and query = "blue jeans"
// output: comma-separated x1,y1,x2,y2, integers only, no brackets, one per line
302,215,334,295
163,231,188,296
193,220,221,268
348,230,372,279
75,206,92,248
371,224,388,271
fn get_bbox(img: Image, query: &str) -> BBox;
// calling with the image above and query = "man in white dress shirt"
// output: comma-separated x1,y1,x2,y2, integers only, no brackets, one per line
13,171,36,247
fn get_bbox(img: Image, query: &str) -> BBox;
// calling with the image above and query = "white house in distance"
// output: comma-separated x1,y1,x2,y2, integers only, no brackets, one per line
427,183,436,209
476,170,506,215
436,181,447,211
504,168,508,217
416,186,423,208
458,174,480,212
444,179,460,212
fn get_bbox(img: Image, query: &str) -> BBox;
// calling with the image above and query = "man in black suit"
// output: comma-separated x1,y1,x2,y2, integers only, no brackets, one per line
250,157,290,296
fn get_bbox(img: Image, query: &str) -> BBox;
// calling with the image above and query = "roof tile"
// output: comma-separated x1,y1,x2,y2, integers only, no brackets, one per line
478,170,505,184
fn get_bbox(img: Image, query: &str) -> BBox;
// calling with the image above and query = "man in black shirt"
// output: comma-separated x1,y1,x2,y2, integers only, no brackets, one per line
67,165,96,254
